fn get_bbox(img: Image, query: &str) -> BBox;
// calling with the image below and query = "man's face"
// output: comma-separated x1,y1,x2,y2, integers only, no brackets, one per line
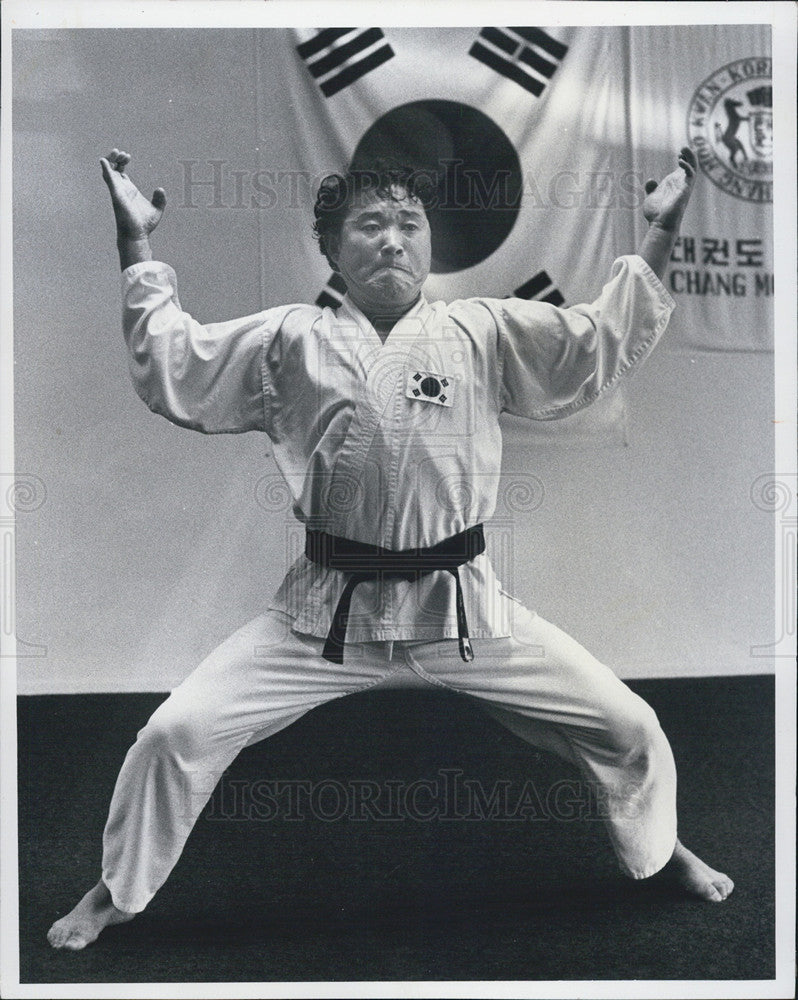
330,186,432,318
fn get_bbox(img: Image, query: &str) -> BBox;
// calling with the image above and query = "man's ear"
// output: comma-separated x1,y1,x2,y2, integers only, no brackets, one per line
326,233,340,272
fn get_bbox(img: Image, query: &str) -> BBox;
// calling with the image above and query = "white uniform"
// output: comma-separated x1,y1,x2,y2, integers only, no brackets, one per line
102,256,679,912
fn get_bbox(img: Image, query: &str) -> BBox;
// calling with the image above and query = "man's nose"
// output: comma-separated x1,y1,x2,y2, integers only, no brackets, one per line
380,228,404,255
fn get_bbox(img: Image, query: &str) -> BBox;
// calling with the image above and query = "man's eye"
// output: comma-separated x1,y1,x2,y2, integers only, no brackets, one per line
402,223,419,232
362,224,380,235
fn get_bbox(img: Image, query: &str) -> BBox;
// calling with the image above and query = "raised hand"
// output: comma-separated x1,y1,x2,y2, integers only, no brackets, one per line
642,146,698,232
100,149,166,241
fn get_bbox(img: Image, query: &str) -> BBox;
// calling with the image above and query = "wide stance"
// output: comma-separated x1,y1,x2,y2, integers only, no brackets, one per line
49,144,732,951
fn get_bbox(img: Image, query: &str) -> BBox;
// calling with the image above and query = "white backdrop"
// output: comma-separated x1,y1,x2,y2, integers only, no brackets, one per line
9,24,777,692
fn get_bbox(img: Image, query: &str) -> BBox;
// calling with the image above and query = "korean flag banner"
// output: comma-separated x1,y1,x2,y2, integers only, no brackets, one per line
254,24,772,446
262,25,628,444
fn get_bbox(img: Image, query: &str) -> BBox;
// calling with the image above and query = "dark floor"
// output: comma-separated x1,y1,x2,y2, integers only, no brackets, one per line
18,675,774,984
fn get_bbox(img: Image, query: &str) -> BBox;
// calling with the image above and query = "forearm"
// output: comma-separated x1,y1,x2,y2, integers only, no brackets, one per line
117,235,153,271
636,221,679,282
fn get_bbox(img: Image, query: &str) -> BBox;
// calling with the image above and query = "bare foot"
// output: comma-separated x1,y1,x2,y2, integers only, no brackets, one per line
657,839,735,901
47,880,134,950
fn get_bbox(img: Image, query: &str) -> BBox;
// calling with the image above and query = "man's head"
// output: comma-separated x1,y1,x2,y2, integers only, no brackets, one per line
313,163,434,318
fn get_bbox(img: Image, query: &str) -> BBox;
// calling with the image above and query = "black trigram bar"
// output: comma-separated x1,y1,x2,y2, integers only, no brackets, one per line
296,27,354,60
513,271,565,306
469,27,568,97
297,28,394,98
315,272,347,309
508,27,568,61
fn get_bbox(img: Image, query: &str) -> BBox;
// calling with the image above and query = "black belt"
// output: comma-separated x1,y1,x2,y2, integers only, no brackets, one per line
305,524,485,665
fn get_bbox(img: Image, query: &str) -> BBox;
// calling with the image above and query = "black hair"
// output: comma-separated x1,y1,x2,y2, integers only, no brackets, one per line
312,160,435,271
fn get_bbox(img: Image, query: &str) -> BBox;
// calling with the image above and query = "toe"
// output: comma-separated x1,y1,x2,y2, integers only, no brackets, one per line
47,924,65,948
63,926,92,950
63,935,88,951
708,877,733,901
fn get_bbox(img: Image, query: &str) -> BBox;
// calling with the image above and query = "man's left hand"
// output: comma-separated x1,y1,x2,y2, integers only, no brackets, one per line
642,146,698,232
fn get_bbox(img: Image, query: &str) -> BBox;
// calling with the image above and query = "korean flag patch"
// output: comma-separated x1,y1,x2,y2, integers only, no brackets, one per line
406,371,454,407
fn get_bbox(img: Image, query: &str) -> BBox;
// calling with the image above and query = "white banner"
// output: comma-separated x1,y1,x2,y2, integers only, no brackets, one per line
626,25,773,352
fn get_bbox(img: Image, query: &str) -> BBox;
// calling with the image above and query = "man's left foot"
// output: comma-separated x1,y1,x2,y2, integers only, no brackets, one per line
657,839,734,901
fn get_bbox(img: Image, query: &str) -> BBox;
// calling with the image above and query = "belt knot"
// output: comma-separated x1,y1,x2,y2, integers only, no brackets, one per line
305,525,485,664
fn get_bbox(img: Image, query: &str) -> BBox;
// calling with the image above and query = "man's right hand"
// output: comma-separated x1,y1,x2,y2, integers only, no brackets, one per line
101,149,166,239
101,150,166,269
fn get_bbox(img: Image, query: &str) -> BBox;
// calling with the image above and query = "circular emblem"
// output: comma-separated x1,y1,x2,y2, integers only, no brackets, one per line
419,375,441,398
351,100,522,273
687,58,772,203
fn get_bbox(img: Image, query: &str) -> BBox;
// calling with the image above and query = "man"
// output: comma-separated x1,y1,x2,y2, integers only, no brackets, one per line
48,143,733,951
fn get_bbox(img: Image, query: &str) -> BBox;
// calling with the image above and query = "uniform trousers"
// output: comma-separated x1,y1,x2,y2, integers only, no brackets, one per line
101,598,678,913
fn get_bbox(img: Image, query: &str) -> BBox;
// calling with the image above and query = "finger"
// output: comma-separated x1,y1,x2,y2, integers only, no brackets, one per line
679,146,698,169
151,188,167,212
680,145,697,167
644,179,658,194
107,149,130,172
678,155,696,179
100,157,118,188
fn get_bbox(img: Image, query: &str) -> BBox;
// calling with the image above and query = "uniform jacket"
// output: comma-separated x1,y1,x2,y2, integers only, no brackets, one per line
121,256,675,642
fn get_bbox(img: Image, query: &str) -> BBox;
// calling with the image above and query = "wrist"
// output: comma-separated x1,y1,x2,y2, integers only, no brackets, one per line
116,234,153,271
647,215,683,237
637,222,680,281
116,233,151,249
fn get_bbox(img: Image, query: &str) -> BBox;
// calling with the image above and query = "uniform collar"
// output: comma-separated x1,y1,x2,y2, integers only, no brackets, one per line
338,292,430,346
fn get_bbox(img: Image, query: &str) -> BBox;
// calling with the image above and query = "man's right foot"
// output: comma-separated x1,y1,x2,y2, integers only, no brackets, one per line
47,879,134,950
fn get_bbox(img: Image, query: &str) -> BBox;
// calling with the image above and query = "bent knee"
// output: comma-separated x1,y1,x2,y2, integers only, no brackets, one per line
606,696,664,762
135,700,207,762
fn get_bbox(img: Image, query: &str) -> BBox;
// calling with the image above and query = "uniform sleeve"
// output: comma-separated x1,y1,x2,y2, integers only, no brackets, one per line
121,261,283,434
497,255,676,420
